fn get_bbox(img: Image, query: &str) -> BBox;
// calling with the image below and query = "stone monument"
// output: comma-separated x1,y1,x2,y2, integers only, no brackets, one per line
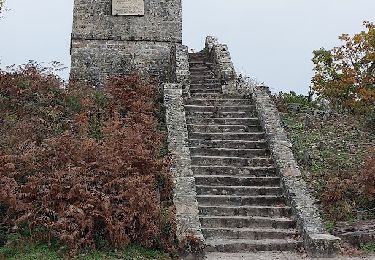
70,0,182,86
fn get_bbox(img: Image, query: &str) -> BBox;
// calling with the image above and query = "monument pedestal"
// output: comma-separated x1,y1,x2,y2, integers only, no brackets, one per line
70,0,182,86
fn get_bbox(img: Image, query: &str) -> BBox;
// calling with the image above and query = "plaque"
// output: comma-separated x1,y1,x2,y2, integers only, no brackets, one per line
112,0,145,16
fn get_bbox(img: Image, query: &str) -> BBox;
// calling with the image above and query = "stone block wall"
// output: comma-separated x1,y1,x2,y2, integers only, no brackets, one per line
70,0,182,86
250,84,341,258
163,83,203,242
204,36,236,93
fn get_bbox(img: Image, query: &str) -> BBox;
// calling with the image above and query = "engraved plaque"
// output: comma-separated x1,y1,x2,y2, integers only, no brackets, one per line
112,0,145,16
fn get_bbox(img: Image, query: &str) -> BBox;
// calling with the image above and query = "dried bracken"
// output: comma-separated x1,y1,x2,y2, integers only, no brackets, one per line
0,65,176,255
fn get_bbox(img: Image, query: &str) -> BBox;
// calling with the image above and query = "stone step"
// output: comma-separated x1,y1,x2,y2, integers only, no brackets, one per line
190,68,214,73
191,155,273,167
185,98,252,106
194,175,280,186
188,132,264,141
185,105,256,113
190,88,222,94
189,61,213,66
190,83,221,89
189,53,205,59
190,93,222,99
200,216,296,229
189,85,221,91
202,227,298,240
190,74,216,79
186,118,260,126
187,111,256,119
187,124,261,133
196,195,285,207
189,64,211,68
204,238,303,252
190,147,268,157
190,75,221,86
196,185,282,196
199,205,292,218
189,139,268,150
190,72,214,78
191,166,277,177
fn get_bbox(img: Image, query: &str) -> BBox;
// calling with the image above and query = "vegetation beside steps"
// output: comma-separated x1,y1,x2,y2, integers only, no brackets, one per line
0,64,177,258
0,243,170,260
274,22,375,254
274,91,375,254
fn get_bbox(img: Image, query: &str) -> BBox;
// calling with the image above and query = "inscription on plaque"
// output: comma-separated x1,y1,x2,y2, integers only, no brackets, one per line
112,0,145,16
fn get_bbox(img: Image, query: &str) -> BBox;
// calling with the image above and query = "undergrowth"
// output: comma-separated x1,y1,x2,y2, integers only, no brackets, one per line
0,242,169,260
0,64,176,257
276,92,375,222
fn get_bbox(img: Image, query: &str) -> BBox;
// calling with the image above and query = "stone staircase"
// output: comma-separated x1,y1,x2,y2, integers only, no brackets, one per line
185,52,303,253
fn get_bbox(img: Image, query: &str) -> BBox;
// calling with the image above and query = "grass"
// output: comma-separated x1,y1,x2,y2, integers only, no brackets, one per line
0,243,170,260
360,243,375,254
281,110,375,221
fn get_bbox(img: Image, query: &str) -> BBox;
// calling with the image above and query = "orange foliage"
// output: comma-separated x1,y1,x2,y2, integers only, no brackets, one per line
321,147,375,221
312,21,375,114
0,65,176,255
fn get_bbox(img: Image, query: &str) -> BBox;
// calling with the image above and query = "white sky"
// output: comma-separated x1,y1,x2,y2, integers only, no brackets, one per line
0,0,374,94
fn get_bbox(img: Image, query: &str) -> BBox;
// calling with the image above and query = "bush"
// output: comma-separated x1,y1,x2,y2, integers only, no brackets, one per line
312,21,375,114
321,147,375,221
0,65,176,256
360,148,375,201
273,91,318,113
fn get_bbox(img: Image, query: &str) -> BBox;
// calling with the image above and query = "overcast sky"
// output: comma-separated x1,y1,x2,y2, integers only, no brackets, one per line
0,1,374,94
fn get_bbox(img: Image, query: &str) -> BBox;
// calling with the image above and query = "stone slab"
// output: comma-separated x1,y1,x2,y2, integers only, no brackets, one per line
112,0,144,16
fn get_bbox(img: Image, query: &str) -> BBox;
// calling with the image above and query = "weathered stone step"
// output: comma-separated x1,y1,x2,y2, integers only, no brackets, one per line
196,185,282,196
199,205,292,218
190,72,214,78
189,64,212,71
190,83,221,89
187,111,256,119
202,227,298,240
189,139,268,150
185,98,252,106
191,155,273,167
191,166,277,177
189,86,221,92
190,93,222,99
194,175,279,186
190,67,213,72
186,117,260,126
189,61,213,66
204,238,303,252
190,74,216,79
200,216,296,229
189,147,268,158
190,76,221,84
197,195,285,207
190,88,222,94
187,124,261,133
185,105,256,113
188,132,264,141
189,53,205,59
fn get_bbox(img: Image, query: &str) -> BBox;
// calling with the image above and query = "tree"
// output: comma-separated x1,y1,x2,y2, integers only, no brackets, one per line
312,21,375,114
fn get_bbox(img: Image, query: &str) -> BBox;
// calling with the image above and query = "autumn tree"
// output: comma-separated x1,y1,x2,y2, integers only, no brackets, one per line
0,0,4,14
312,21,375,114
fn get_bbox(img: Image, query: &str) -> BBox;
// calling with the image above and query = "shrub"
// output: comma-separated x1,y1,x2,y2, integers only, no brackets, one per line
312,21,375,114
273,91,318,113
360,148,375,201
321,147,375,221
0,65,176,256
